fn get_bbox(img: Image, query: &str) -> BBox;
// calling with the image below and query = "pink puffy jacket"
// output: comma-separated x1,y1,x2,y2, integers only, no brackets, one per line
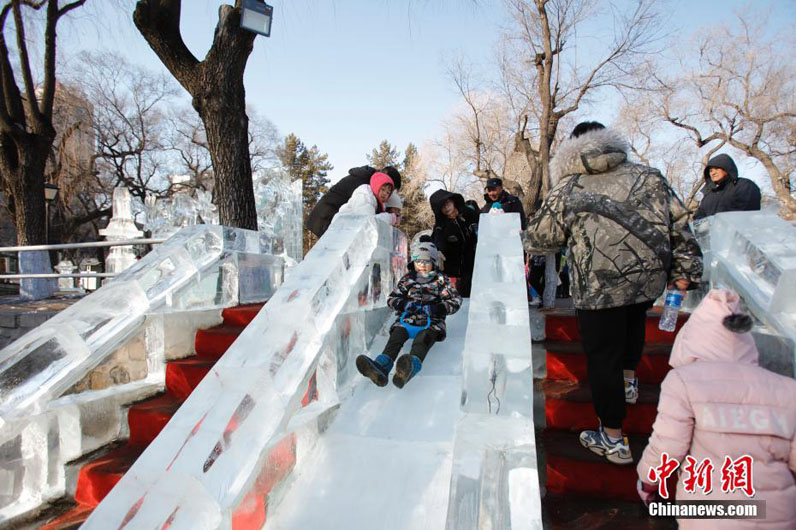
638,289,796,529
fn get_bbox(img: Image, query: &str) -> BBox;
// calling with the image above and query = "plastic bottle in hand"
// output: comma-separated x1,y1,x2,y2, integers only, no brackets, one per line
658,289,684,332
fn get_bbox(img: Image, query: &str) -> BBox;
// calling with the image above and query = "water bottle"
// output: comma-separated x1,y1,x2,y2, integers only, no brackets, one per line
658,289,684,332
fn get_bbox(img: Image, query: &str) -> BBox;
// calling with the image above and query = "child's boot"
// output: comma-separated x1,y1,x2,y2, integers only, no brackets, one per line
356,354,393,387
393,354,423,389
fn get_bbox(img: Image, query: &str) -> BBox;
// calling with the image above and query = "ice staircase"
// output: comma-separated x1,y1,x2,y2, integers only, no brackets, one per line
539,308,687,528
37,302,312,529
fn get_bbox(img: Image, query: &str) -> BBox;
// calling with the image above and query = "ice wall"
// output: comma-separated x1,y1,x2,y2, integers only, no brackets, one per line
698,212,796,347
446,213,542,529
0,225,283,523
83,214,405,529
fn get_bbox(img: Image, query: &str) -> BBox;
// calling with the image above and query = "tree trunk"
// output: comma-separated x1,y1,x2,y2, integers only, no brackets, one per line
133,1,258,230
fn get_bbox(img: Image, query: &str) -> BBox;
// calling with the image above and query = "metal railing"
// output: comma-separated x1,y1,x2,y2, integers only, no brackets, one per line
0,238,165,281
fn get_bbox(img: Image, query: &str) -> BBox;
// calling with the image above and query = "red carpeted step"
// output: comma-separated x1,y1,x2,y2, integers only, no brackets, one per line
542,429,650,502
127,394,182,446
543,379,660,435
194,325,245,359
39,502,94,530
546,341,673,384
545,310,688,344
222,303,265,327
73,445,144,506
166,357,217,401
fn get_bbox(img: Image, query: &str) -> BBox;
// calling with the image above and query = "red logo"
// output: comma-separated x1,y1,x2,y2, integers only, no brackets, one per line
682,456,714,494
720,455,755,497
647,452,680,499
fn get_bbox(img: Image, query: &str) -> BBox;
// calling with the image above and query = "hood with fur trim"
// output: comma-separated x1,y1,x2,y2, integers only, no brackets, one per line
550,128,630,185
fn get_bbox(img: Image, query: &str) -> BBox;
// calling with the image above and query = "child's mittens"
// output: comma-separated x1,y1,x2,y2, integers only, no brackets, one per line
428,303,447,317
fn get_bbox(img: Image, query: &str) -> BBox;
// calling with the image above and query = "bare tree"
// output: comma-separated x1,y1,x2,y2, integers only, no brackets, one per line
170,105,280,195
71,51,179,203
502,0,664,212
133,0,260,229
0,0,86,248
654,15,796,218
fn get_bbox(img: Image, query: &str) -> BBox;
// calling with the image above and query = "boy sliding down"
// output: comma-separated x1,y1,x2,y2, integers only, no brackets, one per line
356,242,461,388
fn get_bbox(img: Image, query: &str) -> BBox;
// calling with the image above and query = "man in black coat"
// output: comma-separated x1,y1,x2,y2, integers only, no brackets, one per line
429,189,479,297
694,154,761,220
307,165,402,237
479,177,527,230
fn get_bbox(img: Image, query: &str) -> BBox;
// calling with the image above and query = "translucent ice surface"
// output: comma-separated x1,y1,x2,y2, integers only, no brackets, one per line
703,212,796,345
83,214,406,529
83,214,542,529
0,224,283,523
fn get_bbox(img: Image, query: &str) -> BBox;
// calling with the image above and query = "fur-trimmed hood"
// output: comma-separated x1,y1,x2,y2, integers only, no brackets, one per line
549,128,630,185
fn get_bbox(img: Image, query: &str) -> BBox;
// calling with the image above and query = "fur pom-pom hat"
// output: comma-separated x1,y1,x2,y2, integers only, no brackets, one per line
669,288,759,368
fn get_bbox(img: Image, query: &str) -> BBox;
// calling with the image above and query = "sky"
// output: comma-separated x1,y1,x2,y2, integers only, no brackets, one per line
56,0,795,187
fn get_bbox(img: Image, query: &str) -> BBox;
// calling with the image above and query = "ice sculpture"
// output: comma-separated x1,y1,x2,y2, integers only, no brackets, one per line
100,187,144,274
82,214,403,529
0,225,283,523
701,211,796,345
447,212,542,528
254,169,303,263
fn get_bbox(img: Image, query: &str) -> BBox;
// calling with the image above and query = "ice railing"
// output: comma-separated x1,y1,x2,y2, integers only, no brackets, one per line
0,225,284,424
0,225,284,523
693,211,796,352
446,213,542,529
83,214,406,529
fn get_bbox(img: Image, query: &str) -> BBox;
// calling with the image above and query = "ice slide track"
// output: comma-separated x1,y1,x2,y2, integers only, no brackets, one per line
84,213,541,529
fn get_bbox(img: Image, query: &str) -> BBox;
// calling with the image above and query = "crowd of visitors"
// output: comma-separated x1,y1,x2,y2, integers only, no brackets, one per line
307,120,793,524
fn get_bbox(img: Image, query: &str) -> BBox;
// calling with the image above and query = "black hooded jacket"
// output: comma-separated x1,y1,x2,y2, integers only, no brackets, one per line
480,190,527,230
429,189,479,278
694,154,761,220
307,166,402,237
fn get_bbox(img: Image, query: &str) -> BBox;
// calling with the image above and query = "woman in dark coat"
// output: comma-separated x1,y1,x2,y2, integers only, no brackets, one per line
307,165,402,237
429,189,479,297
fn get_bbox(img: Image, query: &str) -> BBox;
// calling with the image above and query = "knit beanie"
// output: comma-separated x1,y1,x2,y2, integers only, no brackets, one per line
385,192,403,209
410,241,438,265
370,172,394,200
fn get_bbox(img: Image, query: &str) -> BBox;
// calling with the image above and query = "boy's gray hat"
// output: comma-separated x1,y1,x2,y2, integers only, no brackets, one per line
410,241,438,264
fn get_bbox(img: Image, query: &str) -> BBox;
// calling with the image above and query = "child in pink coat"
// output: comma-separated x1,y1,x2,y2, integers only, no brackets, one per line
637,289,796,529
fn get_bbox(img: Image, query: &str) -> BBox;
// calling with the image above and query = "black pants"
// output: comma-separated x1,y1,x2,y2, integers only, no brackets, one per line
576,301,651,429
382,326,440,362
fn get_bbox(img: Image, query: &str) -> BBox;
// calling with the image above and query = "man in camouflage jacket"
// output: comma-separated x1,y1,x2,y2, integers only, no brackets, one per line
522,121,702,465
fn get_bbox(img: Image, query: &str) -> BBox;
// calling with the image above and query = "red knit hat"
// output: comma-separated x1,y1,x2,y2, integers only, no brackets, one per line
369,172,394,201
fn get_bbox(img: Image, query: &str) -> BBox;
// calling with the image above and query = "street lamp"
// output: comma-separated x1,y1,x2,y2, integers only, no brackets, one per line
240,0,273,37
44,183,59,243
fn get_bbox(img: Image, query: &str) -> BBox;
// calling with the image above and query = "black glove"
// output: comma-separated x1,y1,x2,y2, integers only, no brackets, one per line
429,303,447,317
393,298,408,312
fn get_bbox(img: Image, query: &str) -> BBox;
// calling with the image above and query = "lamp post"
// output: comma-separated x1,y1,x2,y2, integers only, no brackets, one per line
44,183,59,244
240,0,273,37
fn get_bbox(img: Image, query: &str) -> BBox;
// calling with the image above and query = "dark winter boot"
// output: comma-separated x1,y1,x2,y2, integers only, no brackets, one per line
356,354,393,387
392,354,423,389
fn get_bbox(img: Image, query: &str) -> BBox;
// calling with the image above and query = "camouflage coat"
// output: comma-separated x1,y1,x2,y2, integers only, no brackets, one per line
387,270,462,340
521,128,702,310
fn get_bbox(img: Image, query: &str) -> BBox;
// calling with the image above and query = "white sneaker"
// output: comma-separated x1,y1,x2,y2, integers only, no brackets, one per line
625,377,639,404
579,427,633,465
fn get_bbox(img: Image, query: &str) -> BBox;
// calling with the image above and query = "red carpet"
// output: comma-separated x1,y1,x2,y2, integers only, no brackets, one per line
541,310,685,527
41,303,309,529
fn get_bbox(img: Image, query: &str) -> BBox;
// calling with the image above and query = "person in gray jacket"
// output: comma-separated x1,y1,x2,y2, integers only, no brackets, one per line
522,121,702,465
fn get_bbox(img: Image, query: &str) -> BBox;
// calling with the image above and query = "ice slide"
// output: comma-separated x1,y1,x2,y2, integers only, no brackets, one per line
85,213,541,529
